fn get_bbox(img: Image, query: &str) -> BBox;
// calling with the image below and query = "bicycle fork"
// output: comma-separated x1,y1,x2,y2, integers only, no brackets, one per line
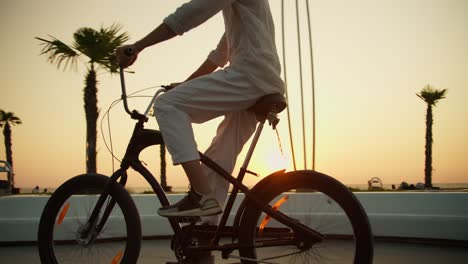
78,170,128,245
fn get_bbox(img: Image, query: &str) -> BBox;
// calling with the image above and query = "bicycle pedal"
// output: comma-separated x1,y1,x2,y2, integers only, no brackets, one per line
171,215,202,223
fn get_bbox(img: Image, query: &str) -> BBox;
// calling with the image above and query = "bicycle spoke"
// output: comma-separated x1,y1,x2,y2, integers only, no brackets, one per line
260,248,312,262
228,254,279,264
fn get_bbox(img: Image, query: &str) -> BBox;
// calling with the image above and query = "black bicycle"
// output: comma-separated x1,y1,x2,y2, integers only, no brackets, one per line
37,67,373,263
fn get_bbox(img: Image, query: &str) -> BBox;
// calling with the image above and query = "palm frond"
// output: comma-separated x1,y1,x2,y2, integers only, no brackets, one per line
417,85,447,106
9,116,22,125
99,23,130,73
73,27,102,62
73,24,130,73
0,110,22,126
36,36,79,71
0,110,4,128
100,23,130,47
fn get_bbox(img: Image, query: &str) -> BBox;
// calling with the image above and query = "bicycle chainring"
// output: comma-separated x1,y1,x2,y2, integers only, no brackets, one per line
172,232,202,264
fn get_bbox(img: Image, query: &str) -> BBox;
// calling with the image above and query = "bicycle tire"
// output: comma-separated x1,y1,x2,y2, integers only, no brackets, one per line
238,170,373,264
37,174,141,264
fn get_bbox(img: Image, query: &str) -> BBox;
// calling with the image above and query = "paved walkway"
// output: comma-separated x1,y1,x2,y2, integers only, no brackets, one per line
1,239,467,263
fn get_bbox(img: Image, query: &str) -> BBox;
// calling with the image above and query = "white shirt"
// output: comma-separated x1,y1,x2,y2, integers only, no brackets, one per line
164,0,285,94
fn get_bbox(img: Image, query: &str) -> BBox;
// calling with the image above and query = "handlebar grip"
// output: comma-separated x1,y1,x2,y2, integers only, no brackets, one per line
124,47,135,56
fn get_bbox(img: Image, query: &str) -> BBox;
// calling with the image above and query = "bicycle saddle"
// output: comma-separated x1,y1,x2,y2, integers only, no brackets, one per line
249,93,287,123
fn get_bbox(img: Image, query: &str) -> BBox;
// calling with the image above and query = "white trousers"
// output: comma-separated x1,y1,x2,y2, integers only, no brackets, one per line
154,68,267,221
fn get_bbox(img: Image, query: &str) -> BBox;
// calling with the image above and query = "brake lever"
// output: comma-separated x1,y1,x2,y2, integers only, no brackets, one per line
161,85,172,91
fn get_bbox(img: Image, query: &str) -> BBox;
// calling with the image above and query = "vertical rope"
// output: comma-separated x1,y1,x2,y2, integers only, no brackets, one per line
295,0,307,169
281,0,297,170
305,0,316,171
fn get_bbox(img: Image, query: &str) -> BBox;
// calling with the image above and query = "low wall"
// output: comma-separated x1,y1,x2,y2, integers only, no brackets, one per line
1,192,467,243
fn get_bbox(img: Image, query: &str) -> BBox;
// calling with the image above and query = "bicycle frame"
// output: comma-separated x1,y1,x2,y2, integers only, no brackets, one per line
83,68,324,253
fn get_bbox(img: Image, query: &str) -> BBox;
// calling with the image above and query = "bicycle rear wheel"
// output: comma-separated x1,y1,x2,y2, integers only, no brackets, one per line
238,170,373,263
37,174,141,264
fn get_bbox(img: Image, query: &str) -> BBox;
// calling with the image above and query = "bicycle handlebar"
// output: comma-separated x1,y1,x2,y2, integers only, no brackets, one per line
119,66,168,122
119,66,133,116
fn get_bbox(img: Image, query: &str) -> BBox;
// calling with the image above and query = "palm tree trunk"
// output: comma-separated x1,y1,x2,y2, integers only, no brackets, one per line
424,104,433,189
3,124,13,187
84,66,98,173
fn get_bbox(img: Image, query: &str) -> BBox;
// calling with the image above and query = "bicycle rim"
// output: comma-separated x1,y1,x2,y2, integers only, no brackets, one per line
38,174,141,264
238,170,373,264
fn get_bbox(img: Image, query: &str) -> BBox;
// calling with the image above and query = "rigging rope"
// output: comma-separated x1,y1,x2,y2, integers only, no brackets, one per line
281,0,297,171
281,0,317,171
305,0,317,170
295,0,307,169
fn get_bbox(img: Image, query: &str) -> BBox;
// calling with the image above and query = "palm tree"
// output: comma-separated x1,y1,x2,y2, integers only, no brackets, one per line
417,85,447,189
0,110,22,189
36,24,129,173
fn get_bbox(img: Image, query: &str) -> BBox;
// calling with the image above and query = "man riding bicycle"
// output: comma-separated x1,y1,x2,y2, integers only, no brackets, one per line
116,0,285,225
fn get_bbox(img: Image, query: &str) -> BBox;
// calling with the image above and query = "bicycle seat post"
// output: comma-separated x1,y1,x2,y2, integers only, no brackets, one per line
213,94,286,245
213,118,267,246
241,94,286,171
240,120,266,171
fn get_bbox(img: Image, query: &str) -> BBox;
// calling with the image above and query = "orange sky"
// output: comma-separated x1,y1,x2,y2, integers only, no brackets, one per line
1,0,467,190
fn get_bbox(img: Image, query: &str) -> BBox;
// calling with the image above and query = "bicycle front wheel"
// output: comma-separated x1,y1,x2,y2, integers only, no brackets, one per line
238,170,373,264
37,174,141,264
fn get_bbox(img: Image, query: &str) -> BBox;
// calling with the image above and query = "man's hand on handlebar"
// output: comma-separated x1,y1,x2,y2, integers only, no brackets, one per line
161,82,184,91
116,45,139,68
169,82,183,89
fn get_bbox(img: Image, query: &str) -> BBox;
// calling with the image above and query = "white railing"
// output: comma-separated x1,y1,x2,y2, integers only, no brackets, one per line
1,192,467,242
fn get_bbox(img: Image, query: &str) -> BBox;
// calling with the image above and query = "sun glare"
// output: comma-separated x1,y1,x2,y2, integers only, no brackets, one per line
261,149,289,175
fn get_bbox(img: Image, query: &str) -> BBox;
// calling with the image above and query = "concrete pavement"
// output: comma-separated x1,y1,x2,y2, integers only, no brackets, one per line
1,239,467,263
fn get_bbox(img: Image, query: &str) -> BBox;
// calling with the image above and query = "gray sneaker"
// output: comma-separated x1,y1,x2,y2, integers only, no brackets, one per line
158,190,222,217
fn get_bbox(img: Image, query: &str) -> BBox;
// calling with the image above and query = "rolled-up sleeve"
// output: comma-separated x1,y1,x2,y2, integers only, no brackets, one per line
164,0,233,35
208,34,228,67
